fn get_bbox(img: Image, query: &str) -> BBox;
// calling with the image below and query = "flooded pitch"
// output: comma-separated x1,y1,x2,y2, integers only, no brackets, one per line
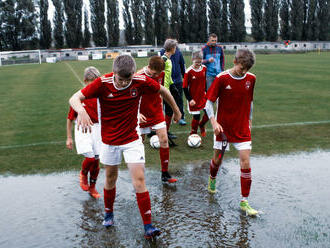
1,150,330,248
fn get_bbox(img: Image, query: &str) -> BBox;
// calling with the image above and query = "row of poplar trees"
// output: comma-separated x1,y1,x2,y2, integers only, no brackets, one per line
1,0,329,51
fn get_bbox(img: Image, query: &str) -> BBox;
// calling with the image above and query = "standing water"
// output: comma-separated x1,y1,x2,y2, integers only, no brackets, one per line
0,150,329,247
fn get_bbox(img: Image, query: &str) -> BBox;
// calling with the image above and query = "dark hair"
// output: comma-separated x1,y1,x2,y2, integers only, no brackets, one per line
192,51,203,60
149,55,165,72
209,33,217,39
113,54,136,77
235,49,256,69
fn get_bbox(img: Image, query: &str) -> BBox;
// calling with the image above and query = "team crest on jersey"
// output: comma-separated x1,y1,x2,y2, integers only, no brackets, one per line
130,88,138,97
245,81,251,90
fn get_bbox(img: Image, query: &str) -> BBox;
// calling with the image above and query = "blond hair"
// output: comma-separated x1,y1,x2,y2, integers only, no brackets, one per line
84,66,101,82
192,51,203,60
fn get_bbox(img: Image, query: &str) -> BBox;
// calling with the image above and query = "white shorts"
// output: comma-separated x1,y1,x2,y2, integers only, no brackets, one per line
187,101,205,115
75,123,101,157
139,121,166,135
213,135,252,151
100,139,145,166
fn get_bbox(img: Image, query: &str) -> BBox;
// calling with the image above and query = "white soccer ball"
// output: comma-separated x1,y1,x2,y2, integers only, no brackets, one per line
149,135,160,149
187,134,202,148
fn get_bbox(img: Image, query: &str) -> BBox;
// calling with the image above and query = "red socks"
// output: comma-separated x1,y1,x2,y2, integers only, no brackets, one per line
81,157,95,175
191,119,199,134
210,159,221,179
159,147,169,172
89,159,100,184
136,191,152,225
199,114,209,127
240,168,252,197
165,115,172,131
104,187,116,213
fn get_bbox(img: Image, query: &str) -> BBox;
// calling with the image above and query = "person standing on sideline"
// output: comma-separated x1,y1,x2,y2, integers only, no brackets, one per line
69,55,181,239
66,66,102,199
160,42,186,126
202,33,225,90
205,49,258,216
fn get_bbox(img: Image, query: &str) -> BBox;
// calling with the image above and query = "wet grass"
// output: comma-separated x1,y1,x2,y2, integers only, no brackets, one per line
0,52,330,175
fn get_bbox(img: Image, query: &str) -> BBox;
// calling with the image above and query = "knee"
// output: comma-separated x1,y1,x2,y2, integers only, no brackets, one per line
105,173,117,186
132,176,145,192
159,136,168,147
240,158,250,169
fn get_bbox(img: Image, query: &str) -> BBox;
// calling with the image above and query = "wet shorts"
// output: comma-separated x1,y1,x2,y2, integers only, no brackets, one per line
100,139,145,166
213,136,252,151
74,123,101,157
139,121,166,135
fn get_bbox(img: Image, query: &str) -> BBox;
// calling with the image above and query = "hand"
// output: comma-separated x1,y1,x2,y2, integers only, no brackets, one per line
76,110,93,133
172,110,182,123
211,120,223,136
66,137,73,150
189,99,196,106
139,113,147,123
208,57,215,63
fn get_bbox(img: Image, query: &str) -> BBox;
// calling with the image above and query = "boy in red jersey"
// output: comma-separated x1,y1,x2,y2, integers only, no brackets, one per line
137,56,180,183
66,66,101,199
205,49,258,216
69,55,181,239
183,51,209,137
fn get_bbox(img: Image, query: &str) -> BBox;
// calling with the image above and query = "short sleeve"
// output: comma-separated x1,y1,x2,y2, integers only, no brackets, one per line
141,76,161,95
81,77,103,99
206,76,222,102
67,107,77,120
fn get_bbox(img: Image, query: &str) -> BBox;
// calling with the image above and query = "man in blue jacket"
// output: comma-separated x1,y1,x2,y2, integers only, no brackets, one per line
160,46,186,126
202,33,225,90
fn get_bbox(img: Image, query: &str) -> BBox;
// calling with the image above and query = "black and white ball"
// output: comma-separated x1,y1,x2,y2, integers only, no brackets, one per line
149,135,160,149
187,134,202,148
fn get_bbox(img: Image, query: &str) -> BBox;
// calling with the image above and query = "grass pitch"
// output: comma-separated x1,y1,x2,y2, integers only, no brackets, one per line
0,52,329,174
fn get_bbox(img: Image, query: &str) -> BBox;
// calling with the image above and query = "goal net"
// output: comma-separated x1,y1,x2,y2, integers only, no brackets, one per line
0,50,41,66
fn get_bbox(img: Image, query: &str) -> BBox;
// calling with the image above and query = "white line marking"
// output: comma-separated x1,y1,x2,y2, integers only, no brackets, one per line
64,62,85,86
1,120,330,150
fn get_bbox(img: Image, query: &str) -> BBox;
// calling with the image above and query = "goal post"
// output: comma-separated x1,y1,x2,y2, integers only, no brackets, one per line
0,50,42,66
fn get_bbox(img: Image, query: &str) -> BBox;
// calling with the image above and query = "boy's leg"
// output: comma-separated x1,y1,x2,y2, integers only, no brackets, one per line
199,111,209,137
103,165,118,227
89,157,101,198
156,127,177,183
128,163,161,239
208,149,223,193
191,114,200,135
80,156,95,191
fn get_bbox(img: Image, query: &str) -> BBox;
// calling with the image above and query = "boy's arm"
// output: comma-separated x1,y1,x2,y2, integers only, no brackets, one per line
163,58,174,90
159,85,182,122
205,100,223,135
66,119,74,150
69,91,93,133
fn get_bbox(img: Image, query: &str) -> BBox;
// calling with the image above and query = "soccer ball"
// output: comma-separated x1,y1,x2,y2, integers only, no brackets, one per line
149,135,160,149
187,134,202,148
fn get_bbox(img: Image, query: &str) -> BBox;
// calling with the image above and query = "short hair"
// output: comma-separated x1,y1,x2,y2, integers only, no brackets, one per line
149,55,165,72
235,49,256,70
164,39,177,52
113,54,136,78
84,66,101,82
192,51,203,60
209,33,217,39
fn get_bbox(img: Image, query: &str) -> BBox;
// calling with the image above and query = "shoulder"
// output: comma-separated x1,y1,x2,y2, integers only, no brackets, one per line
201,45,209,51
101,73,114,84
133,74,146,82
186,65,194,73
202,65,207,70
246,72,256,81
216,70,229,79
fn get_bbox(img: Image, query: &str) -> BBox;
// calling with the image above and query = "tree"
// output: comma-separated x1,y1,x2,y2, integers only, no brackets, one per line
82,8,91,48
306,0,318,40
64,0,83,48
154,0,169,45
143,0,154,44
318,0,330,41
53,0,64,48
169,0,180,39
250,0,264,41
131,0,143,44
301,0,309,40
220,0,230,41
229,0,246,41
279,0,290,40
107,0,119,46
195,0,208,42
123,0,134,45
208,0,222,38
264,0,279,41
186,0,196,42
290,0,304,40
179,0,188,42
40,0,52,49
90,0,107,46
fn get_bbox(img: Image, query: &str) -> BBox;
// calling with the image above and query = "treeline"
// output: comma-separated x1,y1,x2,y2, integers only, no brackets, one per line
0,0,329,51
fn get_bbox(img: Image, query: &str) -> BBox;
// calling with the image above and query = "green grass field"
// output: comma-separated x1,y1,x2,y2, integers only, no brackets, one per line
1,52,330,175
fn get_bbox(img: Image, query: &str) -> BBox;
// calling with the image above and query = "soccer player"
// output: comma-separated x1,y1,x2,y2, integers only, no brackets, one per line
205,49,258,216
69,55,181,239
137,55,180,183
162,39,180,139
66,66,101,199
183,51,209,137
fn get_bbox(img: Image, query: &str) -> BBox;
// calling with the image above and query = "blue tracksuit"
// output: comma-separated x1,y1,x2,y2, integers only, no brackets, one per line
202,43,225,77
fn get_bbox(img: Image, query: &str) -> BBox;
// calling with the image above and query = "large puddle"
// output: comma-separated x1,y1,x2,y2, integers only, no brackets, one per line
1,150,330,247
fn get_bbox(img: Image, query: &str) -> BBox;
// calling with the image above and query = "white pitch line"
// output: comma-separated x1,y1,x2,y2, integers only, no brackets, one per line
1,120,330,150
65,62,85,86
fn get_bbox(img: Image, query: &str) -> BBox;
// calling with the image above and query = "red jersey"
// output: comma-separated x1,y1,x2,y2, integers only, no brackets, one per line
81,72,160,145
206,70,256,143
137,67,165,128
67,98,98,123
183,65,207,112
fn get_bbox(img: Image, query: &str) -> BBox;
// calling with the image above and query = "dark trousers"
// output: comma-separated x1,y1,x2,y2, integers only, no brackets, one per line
174,83,185,120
